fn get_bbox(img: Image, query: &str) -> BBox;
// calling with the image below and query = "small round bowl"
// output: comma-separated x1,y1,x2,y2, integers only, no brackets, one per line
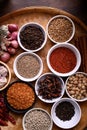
4,80,36,114
13,52,43,82
46,15,75,44
47,43,81,77
18,22,47,52
0,61,11,91
23,108,53,130
35,72,65,103
51,98,81,129
65,72,87,102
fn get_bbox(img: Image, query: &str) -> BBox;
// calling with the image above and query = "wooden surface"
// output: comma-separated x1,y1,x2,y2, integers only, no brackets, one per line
0,6,87,130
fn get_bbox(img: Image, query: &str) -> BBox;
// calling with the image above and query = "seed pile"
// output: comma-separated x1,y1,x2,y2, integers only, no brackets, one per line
38,75,62,100
24,109,51,130
17,54,40,78
20,25,44,50
55,101,75,121
48,17,73,42
66,73,87,100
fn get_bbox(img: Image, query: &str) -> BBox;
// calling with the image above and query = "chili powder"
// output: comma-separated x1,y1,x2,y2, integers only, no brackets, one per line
50,47,77,73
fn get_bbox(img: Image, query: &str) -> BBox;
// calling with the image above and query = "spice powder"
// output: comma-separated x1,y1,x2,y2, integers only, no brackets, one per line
17,54,40,78
50,47,77,73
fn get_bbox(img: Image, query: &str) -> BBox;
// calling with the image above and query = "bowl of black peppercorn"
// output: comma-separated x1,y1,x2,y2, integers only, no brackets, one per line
18,22,47,52
51,98,81,129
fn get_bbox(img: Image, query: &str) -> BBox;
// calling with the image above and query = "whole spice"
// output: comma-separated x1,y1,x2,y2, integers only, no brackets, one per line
50,47,77,73
38,74,63,100
66,73,87,100
55,101,75,121
24,109,52,130
20,25,44,50
7,82,35,110
48,17,73,42
16,54,40,78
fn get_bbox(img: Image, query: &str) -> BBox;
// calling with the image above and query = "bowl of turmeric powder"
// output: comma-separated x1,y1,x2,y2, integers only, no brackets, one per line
47,43,81,77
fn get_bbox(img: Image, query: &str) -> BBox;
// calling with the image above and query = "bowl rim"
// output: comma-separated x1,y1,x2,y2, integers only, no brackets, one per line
51,97,81,129
47,43,81,77
0,61,11,91
17,22,47,52
35,72,65,103
46,14,75,44
65,71,87,102
13,52,43,82
22,107,53,130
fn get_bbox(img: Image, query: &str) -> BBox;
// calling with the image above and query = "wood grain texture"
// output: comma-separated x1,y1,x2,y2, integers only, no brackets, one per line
0,7,87,130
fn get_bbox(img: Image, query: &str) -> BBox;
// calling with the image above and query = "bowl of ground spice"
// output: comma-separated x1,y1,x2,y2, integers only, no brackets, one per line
46,15,75,43
65,72,87,102
47,43,81,77
51,98,81,129
23,108,53,130
35,72,65,103
13,52,43,82
5,81,36,113
18,22,47,52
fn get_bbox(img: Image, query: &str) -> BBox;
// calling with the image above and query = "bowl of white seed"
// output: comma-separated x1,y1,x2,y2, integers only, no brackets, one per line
46,15,75,44
23,108,53,130
65,72,87,102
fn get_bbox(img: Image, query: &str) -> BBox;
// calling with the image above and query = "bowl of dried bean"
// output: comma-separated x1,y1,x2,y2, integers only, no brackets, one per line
47,43,81,77
35,73,65,103
18,22,47,52
0,61,11,91
23,108,53,130
13,52,43,82
65,72,87,102
46,15,75,44
51,98,81,129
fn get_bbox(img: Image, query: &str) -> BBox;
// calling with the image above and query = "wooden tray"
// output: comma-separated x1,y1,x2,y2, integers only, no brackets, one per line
0,6,87,130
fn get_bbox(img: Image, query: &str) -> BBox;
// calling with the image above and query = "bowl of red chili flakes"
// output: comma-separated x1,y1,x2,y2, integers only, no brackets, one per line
47,43,81,77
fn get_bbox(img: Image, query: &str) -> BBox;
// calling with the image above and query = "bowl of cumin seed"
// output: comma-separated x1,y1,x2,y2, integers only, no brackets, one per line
13,52,43,82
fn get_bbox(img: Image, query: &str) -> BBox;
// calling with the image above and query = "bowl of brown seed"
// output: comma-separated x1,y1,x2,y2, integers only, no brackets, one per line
46,15,75,44
35,72,65,103
13,52,43,82
65,72,87,102
18,22,47,52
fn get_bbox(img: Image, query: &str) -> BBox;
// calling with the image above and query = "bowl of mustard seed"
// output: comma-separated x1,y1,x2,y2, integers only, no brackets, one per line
18,22,47,52
46,15,75,44
13,52,43,82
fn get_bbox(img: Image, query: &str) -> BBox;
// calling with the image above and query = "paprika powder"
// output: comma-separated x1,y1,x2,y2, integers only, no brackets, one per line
50,47,77,73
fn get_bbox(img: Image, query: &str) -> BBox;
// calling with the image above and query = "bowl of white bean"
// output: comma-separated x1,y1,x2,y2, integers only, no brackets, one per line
22,108,53,130
65,72,87,102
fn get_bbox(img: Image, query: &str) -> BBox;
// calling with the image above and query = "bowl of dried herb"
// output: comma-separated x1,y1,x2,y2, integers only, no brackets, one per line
18,22,47,52
51,98,81,129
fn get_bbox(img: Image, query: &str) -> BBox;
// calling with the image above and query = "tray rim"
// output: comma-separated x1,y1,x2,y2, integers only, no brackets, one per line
0,6,87,31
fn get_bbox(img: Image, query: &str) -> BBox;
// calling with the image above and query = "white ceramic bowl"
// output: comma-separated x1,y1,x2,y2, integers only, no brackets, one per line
35,72,65,103
65,72,87,102
13,52,43,82
18,22,47,52
47,43,81,77
23,108,53,130
46,15,75,44
0,61,11,91
51,98,81,129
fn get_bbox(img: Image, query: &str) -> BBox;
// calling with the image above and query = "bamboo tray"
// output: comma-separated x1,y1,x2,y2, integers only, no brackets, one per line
0,6,87,130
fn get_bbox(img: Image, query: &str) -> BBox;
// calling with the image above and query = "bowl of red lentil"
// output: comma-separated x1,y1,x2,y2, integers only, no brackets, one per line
46,15,75,44
23,108,53,130
18,22,47,52
35,72,65,103
65,72,87,102
51,98,81,129
47,43,81,77
4,81,36,113
13,52,43,82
